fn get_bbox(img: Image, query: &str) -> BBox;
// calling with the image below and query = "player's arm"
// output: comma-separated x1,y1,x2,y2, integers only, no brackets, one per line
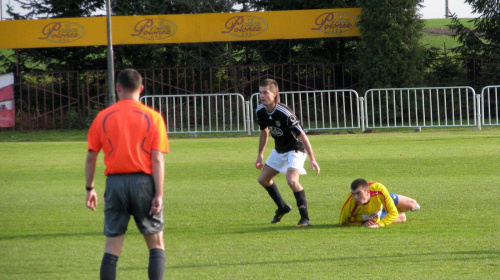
297,132,320,176
85,150,99,211
339,195,362,226
150,149,164,215
338,203,351,226
377,185,399,227
255,128,269,170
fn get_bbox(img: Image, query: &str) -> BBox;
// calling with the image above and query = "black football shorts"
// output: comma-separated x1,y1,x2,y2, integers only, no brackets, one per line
103,173,164,237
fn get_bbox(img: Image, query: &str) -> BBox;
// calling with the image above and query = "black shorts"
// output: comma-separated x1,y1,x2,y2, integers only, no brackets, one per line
103,173,164,237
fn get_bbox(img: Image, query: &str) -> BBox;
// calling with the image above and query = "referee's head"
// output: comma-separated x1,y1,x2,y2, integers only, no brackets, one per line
117,69,143,92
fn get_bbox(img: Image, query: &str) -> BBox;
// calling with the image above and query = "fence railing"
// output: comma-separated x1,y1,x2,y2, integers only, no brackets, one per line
481,85,500,126
362,87,478,129
16,71,80,130
140,86,500,134
10,70,495,133
249,90,361,132
141,93,247,134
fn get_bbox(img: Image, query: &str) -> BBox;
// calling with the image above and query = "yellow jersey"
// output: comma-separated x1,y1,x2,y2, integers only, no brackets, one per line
338,182,399,227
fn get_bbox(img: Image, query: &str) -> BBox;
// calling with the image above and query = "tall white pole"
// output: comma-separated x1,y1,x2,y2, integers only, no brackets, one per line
106,0,116,106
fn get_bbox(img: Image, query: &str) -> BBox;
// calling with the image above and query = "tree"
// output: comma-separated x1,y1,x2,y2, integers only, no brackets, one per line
447,0,500,86
448,0,500,57
7,0,103,19
356,0,426,90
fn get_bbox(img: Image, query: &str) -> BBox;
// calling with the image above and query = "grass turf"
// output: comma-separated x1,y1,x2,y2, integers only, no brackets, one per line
421,18,475,53
0,128,499,279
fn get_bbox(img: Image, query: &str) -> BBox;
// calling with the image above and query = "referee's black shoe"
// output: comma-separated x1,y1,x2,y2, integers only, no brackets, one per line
271,204,292,223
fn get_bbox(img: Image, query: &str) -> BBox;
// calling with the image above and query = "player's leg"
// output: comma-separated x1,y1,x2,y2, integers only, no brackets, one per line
257,150,288,207
285,151,311,227
286,168,303,192
387,193,418,224
393,212,407,223
144,232,165,280
105,235,125,255
128,173,166,280
144,231,165,250
101,175,131,280
285,150,307,192
258,151,292,223
258,165,283,207
259,165,292,223
257,164,280,187
101,235,124,280
286,169,311,226
380,208,406,223
395,194,420,212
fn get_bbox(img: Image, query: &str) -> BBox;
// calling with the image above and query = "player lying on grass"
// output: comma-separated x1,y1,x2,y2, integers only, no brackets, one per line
339,178,420,228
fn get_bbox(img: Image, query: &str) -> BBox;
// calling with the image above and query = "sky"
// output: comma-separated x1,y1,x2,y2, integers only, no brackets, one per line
1,0,478,20
419,0,477,19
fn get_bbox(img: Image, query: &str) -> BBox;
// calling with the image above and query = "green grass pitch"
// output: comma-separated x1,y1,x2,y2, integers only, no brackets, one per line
0,128,499,279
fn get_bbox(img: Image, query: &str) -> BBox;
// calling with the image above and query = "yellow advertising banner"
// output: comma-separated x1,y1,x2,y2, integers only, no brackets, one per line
0,8,360,49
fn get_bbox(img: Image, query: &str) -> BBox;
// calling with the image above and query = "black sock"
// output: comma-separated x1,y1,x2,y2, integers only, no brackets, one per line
148,248,166,280
100,253,119,280
265,183,286,209
294,190,309,220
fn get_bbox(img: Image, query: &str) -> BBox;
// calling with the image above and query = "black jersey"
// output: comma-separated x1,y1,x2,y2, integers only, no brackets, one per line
256,103,305,153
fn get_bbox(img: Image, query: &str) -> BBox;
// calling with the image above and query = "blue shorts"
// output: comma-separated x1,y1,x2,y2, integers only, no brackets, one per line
380,193,399,219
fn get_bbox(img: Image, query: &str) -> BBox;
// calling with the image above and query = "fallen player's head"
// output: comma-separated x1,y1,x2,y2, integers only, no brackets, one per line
350,178,370,205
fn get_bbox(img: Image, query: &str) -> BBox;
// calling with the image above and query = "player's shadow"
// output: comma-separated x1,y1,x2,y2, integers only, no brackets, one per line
169,249,498,270
229,223,341,234
0,231,102,241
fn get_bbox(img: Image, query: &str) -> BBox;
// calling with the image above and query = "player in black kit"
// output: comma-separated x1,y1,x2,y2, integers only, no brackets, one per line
255,79,320,227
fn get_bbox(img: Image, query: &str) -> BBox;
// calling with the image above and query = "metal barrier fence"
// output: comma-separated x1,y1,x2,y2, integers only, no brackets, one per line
362,87,478,130
140,86,497,135
141,93,247,134
481,85,500,126
249,90,361,132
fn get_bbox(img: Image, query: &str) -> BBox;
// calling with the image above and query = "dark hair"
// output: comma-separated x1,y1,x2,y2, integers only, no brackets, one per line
117,69,142,91
351,178,369,191
260,78,279,103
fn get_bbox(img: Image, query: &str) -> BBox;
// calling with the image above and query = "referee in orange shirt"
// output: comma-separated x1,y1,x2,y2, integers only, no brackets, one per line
85,69,169,280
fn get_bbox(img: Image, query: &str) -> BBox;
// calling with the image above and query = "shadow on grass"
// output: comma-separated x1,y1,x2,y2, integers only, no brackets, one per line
169,250,499,269
230,223,342,234
0,231,103,241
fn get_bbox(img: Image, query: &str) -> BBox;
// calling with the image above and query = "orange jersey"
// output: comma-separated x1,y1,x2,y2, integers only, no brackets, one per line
88,99,169,175
338,182,399,227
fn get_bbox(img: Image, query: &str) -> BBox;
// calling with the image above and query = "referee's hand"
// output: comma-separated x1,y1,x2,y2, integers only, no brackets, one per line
86,189,97,211
150,195,163,215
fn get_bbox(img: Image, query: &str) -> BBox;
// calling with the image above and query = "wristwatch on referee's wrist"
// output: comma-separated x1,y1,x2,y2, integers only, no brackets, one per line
86,185,94,191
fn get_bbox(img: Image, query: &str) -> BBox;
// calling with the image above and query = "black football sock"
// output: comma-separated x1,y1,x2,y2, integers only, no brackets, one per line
265,183,286,208
148,248,166,280
100,253,119,280
294,190,309,220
